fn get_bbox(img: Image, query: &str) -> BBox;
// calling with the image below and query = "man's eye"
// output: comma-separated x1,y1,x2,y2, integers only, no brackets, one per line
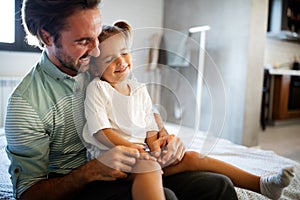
77,40,89,46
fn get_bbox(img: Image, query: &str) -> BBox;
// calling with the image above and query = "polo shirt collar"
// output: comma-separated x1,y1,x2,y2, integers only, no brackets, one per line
39,51,73,81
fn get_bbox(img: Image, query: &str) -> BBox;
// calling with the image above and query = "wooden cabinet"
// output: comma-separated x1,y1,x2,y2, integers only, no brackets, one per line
272,75,300,120
268,0,300,42
287,0,300,33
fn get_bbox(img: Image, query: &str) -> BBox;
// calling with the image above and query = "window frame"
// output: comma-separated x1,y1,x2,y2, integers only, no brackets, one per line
0,0,41,53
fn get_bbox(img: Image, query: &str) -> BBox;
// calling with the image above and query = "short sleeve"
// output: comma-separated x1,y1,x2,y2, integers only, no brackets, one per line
5,96,49,198
84,79,112,136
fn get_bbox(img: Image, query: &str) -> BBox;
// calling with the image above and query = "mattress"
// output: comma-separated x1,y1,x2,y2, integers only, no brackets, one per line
164,123,300,200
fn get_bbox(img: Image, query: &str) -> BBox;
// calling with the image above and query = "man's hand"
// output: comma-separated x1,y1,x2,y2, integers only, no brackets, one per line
137,147,157,162
20,146,140,200
83,146,140,182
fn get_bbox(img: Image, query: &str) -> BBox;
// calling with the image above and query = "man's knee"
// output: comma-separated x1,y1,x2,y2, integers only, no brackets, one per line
211,173,238,200
164,188,178,200
163,171,238,200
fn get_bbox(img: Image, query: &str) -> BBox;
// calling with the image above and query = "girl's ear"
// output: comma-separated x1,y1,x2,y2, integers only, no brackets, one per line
89,63,100,77
39,29,53,46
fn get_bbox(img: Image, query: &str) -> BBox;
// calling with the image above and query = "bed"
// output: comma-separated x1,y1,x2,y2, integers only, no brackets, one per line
0,124,299,200
0,128,13,200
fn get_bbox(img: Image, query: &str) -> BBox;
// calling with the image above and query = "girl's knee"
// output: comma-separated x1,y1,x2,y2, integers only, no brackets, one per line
132,159,161,174
184,151,203,160
181,151,207,170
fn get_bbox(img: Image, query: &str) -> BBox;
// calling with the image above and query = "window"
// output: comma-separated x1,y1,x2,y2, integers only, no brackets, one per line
0,0,41,52
0,1,15,43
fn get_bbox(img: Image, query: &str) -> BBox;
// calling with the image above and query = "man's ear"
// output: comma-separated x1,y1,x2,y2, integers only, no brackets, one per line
39,29,53,46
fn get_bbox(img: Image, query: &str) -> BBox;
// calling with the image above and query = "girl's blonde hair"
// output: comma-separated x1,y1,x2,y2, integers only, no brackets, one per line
98,21,132,45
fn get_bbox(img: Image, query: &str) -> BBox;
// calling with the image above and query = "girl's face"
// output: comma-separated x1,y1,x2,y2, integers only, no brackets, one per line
93,33,132,87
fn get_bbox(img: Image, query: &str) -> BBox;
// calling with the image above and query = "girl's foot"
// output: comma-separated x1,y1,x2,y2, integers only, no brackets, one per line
260,167,294,199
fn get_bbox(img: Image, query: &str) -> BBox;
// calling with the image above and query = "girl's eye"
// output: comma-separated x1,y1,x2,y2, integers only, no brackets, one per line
122,50,129,56
105,57,114,63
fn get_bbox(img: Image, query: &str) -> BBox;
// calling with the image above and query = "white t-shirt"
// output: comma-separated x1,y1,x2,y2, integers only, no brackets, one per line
82,77,158,156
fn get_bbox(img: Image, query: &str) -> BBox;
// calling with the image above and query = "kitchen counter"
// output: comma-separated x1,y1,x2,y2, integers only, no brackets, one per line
269,68,300,76
262,68,300,125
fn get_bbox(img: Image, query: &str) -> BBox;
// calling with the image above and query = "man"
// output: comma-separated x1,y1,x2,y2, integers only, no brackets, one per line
5,0,238,199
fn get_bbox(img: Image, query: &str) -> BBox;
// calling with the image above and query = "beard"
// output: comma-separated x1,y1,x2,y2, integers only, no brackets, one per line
55,46,79,75
53,36,91,76
55,47,91,76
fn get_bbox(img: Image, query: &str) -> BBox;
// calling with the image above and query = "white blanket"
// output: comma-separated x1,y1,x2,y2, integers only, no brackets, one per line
0,130,13,200
165,123,300,200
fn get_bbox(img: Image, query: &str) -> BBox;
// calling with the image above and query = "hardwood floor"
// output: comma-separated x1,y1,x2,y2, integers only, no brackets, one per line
258,123,300,163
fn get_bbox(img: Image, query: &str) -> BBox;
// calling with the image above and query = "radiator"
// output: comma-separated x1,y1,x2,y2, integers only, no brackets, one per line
0,77,21,127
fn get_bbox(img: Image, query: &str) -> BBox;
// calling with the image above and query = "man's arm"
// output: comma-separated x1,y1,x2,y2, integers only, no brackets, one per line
21,146,139,200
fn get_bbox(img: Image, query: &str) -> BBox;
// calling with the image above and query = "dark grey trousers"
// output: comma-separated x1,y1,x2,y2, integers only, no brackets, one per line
75,171,238,200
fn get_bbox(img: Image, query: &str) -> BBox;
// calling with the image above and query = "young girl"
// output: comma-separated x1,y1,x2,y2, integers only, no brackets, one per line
83,21,294,200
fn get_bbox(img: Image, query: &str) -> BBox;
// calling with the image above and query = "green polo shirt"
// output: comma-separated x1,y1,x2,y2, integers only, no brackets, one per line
5,51,90,198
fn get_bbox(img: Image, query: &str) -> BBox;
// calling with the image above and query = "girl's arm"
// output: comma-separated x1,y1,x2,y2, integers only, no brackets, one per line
145,131,160,152
94,128,141,150
94,128,153,159
151,113,186,166
94,128,156,161
144,113,169,155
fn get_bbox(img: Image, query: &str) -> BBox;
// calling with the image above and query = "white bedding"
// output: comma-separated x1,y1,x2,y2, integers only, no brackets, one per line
1,125,299,200
0,129,13,200
165,123,300,200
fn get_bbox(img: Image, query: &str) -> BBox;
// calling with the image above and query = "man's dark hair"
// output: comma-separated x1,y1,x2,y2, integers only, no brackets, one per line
22,0,101,48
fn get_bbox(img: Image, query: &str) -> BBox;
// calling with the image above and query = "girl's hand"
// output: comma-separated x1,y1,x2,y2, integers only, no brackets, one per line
150,134,186,167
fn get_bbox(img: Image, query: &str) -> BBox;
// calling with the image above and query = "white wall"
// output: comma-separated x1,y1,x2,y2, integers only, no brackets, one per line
265,38,300,66
162,0,268,146
0,51,40,77
101,0,163,28
243,0,268,145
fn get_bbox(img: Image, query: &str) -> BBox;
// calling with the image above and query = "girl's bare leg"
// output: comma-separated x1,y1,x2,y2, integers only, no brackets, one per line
163,151,260,192
163,151,293,199
130,159,165,200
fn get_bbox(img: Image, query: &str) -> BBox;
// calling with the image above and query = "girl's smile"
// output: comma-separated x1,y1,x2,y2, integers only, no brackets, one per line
115,65,129,73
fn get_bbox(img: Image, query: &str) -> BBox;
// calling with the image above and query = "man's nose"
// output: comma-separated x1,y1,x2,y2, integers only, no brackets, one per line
89,38,100,57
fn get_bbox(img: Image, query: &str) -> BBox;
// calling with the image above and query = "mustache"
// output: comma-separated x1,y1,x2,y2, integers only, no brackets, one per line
80,53,90,59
